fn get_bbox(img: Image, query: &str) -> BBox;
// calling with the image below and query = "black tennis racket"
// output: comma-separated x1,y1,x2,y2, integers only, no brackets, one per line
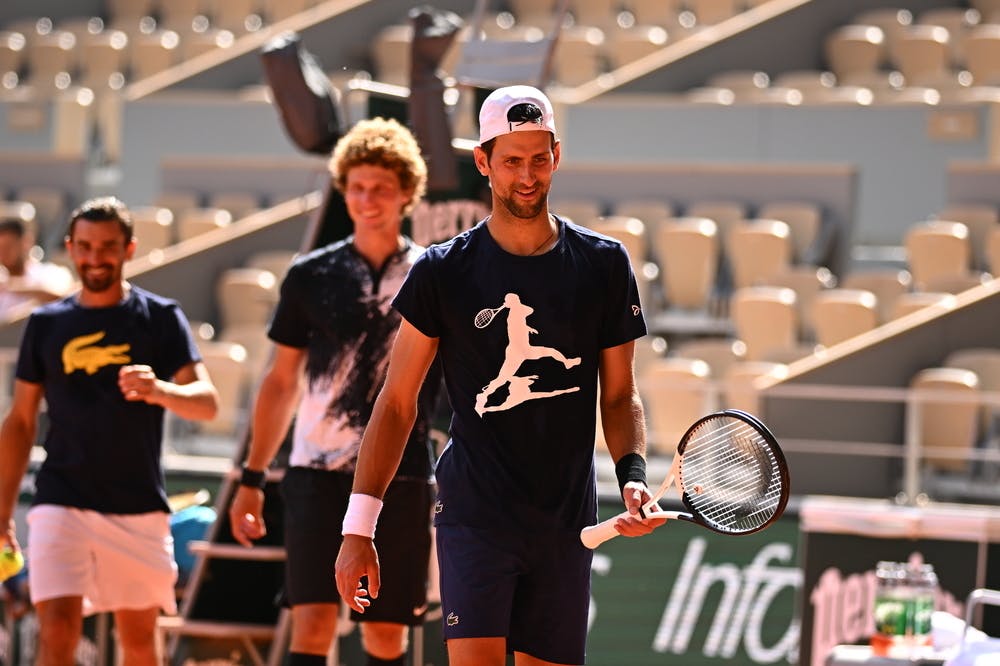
581,409,789,549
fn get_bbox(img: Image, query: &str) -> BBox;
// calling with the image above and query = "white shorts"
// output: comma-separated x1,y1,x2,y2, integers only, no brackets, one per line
27,505,178,616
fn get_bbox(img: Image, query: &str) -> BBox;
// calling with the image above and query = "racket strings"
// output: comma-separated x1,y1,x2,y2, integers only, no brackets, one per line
680,418,786,532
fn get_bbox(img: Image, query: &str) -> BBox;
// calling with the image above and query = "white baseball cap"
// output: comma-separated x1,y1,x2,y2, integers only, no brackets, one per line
478,85,557,145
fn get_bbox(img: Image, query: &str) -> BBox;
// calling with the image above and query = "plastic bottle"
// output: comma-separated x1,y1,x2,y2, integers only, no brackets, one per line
908,563,937,652
872,561,910,656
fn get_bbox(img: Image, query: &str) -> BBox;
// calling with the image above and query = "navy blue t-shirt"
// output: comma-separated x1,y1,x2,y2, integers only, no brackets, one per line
16,287,201,514
392,217,647,532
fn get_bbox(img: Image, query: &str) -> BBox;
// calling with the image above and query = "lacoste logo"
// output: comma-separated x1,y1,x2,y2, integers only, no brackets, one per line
631,305,641,316
447,612,459,626
62,331,131,375
434,501,443,514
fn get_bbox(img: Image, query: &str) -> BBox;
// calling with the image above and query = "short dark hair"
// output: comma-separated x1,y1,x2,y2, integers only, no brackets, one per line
0,218,26,238
67,196,134,241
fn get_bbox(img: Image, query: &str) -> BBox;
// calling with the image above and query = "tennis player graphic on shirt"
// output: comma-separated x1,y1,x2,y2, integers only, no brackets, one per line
475,292,581,416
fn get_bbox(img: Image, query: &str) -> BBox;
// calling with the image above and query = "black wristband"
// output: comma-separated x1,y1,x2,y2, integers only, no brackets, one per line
239,466,267,489
615,452,647,496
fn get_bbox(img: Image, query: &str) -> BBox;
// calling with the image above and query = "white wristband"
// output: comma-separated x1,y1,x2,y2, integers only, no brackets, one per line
342,493,384,539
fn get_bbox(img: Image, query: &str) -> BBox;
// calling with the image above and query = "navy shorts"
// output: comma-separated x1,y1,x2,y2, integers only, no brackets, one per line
436,523,593,664
281,467,433,625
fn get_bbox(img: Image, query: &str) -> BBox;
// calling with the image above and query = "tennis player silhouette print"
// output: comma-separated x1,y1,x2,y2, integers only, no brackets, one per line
474,292,581,416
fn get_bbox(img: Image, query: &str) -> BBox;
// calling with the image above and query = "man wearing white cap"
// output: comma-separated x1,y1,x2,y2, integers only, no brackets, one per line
335,85,665,665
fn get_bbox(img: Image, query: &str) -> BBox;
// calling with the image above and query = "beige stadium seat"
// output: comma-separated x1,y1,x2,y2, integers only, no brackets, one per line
216,267,279,330
552,26,605,87
590,216,648,267
890,24,952,86
640,357,715,455
684,86,737,105
811,288,878,348
611,199,674,228
685,200,746,254
129,29,181,79
917,7,980,66
130,206,175,254
757,201,829,265
854,7,913,57
199,340,249,436
604,26,669,70
25,30,77,88
904,220,971,291
921,272,990,295
824,24,886,81
217,322,272,388
707,69,770,94
245,249,297,282
726,218,792,289
180,28,236,61
945,347,1000,437
988,227,1000,277
801,83,876,106
107,0,157,24
908,367,980,473
551,198,603,227
0,31,28,74
841,268,912,324
722,360,789,414
965,24,1000,86
772,69,838,95
890,291,954,320
652,217,718,311
78,29,129,88
729,286,798,361
371,24,411,86
935,203,999,271
158,0,207,32
15,186,66,242
209,0,265,33
672,337,747,379
687,0,742,25
763,265,836,340
176,207,232,241
970,0,1000,23
632,334,668,377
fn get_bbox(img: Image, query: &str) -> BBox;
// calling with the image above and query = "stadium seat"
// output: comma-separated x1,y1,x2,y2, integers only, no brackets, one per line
604,26,669,70
687,0,742,26
762,264,836,340
890,24,951,87
969,0,1000,23
550,197,603,227
217,322,272,389
261,0,313,24
841,268,912,324
726,218,792,289
935,203,999,272
640,357,715,455
624,0,685,28
904,220,971,291
176,207,233,242
78,29,129,89
908,366,980,473
106,0,157,25
672,336,747,379
131,205,176,254
651,216,718,311
916,7,980,66
757,201,830,265
722,360,789,414
685,200,746,252
157,0,207,32
853,7,912,59
568,0,620,30
208,191,262,220
610,198,674,228
215,267,278,330
890,291,954,320
987,227,1000,277
944,347,1000,438
729,285,798,361
964,24,1000,86
198,340,249,436
0,31,27,75
210,0,264,33
551,26,605,87
824,24,886,81
245,249,297,282
508,0,562,28
810,288,879,348
154,191,201,218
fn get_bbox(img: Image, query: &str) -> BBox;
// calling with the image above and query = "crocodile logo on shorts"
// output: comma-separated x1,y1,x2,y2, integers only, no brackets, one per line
62,331,131,375
447,612,460,626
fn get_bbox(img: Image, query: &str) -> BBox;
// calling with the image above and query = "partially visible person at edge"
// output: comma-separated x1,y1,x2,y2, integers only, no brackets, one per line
0,196,219,666
228,117,441,666
334,85,666,666
0,215,74,320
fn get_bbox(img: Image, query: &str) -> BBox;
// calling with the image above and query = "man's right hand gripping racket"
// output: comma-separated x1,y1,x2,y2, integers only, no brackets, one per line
581,409,790,549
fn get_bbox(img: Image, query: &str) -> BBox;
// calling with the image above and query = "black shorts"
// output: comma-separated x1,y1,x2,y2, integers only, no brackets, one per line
280,466,433,625
436,523,593,664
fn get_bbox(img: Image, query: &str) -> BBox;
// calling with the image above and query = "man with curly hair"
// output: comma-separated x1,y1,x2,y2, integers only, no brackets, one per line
228,117,439,666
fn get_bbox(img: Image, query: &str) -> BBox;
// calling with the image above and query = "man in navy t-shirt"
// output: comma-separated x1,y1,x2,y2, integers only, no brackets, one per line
335,86,666,665
0,197,219,665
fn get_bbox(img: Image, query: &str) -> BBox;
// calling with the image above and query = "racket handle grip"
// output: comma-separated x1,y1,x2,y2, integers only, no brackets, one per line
580,511,628,549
